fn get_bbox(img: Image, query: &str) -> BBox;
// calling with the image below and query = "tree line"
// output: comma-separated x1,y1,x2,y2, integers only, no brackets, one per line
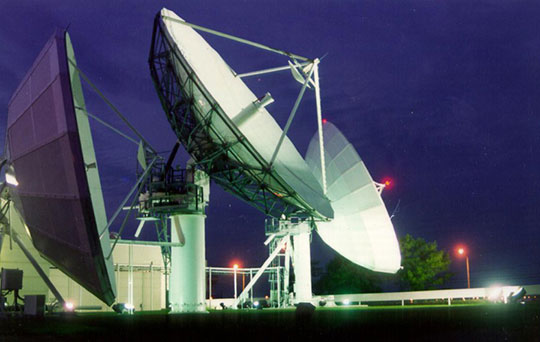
314,234,453,294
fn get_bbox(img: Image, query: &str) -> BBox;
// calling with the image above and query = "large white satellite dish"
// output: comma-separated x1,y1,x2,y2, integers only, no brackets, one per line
305,122,401,273
149,9,402,309
150,8,333,220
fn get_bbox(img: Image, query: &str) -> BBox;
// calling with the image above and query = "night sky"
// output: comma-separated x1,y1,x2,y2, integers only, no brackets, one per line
1,1,539,290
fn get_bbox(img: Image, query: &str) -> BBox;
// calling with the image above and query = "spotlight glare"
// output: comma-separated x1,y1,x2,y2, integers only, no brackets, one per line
5,173,18,186
488,286,503,302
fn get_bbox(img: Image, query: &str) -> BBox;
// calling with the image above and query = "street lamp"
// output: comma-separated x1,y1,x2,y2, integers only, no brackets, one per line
233,264,238,301
457,247,470,289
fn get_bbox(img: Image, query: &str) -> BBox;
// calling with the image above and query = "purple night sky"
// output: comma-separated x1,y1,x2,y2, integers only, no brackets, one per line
1,0,539,290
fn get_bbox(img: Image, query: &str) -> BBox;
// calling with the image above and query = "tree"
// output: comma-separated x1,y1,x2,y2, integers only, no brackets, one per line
314,254,382,294
398,234,452,291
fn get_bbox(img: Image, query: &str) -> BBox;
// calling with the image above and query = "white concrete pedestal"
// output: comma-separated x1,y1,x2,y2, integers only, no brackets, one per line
293,227,312,304
169,214,206,313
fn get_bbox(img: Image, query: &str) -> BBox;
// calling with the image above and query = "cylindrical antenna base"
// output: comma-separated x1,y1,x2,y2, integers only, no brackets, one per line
169,214,207,313
293,225,313,304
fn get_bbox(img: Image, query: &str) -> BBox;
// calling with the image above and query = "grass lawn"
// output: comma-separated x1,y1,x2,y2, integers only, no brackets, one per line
1,303,538,340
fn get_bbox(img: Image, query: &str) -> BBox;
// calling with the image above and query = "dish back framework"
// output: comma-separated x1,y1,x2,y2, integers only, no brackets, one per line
149,9,333,221
6,30,117,305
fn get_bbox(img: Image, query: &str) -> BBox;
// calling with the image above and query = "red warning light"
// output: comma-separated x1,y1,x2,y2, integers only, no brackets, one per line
382,177,394,190
322,118,328,124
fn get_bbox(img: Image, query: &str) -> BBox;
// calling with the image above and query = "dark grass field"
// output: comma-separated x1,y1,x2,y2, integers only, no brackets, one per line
1,303,539,341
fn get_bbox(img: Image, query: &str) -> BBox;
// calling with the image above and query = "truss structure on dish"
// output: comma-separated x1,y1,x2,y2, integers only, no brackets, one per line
149,9,332,221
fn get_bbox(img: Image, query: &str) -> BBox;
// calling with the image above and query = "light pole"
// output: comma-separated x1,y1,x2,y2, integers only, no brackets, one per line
457,247,470,288
233,264,238,301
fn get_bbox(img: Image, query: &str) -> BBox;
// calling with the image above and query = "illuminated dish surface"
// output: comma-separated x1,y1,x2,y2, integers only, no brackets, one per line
149,8,333,220
305,122,401,273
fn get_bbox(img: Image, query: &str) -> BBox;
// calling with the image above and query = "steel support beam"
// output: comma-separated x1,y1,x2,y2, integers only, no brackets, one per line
11,230,65,306
234,236,288,307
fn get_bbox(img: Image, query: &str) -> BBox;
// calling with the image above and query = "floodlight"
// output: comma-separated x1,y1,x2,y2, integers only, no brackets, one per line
64,301,74,311
488,286,503,302
508,287,526,303
5,173,18,187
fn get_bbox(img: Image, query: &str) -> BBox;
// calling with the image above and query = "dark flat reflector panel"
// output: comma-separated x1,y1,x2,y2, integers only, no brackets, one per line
7,30,116,305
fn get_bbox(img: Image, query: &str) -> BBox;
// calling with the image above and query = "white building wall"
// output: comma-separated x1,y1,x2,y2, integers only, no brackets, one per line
50,244,167,311
0,206,52,304
1,210,168,312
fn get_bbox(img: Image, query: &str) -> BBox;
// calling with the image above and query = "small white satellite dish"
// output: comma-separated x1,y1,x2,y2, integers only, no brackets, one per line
305,122,401,273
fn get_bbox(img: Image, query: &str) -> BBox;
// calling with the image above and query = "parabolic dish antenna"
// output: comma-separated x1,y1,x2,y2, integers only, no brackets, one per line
6,30,117,305
149,8,333,220
305,122,401,273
